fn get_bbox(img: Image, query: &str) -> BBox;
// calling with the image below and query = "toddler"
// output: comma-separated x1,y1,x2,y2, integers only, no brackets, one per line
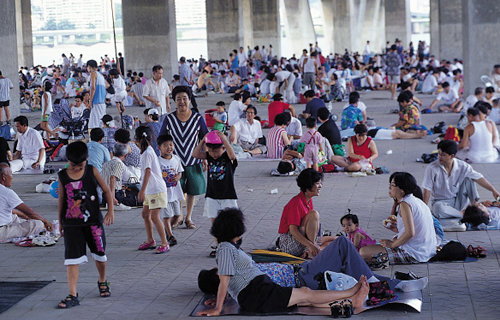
136,126,169,254
211,101,227,132
157,134,184,246
193,130,238,257
299,117,324,171
57,141,114,308
340,212,376,251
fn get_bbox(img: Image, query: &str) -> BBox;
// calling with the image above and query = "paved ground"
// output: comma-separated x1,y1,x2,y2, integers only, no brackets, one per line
2,89,500,320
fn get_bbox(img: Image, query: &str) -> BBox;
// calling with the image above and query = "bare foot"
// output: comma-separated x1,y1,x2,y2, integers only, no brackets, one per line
351,277,369,309
417,130,428,137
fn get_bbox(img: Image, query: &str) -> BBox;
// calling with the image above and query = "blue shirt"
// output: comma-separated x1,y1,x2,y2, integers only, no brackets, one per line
341,105,363,130
304,98,326,120
87,141,111,172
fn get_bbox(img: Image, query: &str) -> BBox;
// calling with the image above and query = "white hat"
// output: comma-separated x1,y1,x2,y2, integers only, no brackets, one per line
148,108,159,115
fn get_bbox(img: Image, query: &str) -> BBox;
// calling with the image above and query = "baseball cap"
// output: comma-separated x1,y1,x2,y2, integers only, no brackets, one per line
148,108,159,116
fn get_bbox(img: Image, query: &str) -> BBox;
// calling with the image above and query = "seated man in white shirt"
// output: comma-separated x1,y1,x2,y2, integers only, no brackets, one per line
284,111,302,140
425,82,463,113
421,71,439,94
10,116,45,173
422,140,500,230
70,95,87,119
0,163,52,242
230,105,267,156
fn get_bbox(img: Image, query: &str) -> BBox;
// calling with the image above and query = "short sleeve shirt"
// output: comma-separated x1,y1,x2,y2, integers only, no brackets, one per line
398,104,420,130
422,158,483,201
233,119,263,143
87,141,111,172
436,89,459,104
206,151,238,199
268,101,290,127
140,146,168,195
304,98,326,119
278,192,313,234
17,127,45,160
101,158,125,191
0,184,23,226
158,154,185,202
341,105,363,130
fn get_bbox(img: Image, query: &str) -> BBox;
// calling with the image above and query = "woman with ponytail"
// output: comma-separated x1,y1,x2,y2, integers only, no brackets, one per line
360,172,437,264
135,126,170,254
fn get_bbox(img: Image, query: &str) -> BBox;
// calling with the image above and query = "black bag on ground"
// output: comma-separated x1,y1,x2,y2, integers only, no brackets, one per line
432,121,446,134
115,178,142,207
421,153,438,163
429,240,467,262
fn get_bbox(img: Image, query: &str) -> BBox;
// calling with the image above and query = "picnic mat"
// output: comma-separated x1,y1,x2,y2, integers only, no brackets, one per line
0,281,51,313
190,289,422,317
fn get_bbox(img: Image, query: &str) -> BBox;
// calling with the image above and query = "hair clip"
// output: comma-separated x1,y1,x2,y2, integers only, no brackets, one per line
142,132,147,137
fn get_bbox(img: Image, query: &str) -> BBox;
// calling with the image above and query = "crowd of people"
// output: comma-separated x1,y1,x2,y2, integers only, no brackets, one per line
1,37,500,314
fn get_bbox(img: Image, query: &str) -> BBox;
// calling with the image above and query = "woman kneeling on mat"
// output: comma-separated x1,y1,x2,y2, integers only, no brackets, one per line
197,208,369,316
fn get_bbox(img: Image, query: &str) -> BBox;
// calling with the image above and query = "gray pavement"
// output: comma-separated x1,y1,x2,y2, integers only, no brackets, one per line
2,90,500,320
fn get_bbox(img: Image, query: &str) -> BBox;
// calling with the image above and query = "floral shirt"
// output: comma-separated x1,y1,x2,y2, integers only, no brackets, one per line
398,103,420,131
341,105,363,130
255,263,295,287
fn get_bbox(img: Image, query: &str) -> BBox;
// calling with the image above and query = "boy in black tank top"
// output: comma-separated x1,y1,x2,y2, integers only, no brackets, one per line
57,141,114,308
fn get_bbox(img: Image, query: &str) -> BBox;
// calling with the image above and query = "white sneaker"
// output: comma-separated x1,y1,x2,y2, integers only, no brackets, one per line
115,203,132,211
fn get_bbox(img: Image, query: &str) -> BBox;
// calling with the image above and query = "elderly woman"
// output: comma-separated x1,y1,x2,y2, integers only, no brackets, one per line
277,169,334,258
266,113,292,159
360,172,437,264
331,124,378,172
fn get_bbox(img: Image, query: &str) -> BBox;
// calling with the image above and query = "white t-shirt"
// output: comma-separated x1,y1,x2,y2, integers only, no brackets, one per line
227,100,246,126
140,146,168,195
143,78,170,114
373,73,384,86
113,76,127,95
233,119,263,143
0,77,14,101
237,52,247,67
158,155,185,202
275,71,291,82
42,92,53,114
463,95,479,112
436,89,459,104
17,127,45,160
422,75,438,93
0,184,23,226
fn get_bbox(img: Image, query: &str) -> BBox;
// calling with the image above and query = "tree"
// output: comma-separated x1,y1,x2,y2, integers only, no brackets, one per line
42,18,57,30
57,19,76,30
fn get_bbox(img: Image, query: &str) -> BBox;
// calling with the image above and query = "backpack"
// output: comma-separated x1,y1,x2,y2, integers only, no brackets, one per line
443,126,460,142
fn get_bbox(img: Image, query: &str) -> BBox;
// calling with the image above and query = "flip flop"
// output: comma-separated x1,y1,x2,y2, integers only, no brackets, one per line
15,239,35,247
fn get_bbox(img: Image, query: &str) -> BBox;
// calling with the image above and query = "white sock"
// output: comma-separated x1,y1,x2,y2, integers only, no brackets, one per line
367,276,380,283
395,277,428,292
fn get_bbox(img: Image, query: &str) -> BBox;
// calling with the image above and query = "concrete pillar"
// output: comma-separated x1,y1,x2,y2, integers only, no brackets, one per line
122,0,178,79
321,0,335,55
361,0,385,53
384,0,411,46
206,0,252,60
430,0,462,61
283,0,316,57
462,0,500,96
332,0,356,54
0,0,20,119
15,0,33,68
251,0,280,58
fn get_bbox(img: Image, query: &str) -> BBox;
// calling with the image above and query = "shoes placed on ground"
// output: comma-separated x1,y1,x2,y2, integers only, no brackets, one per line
138,240,156,250
115,203,131,211
365,168,376,176
394,271,421,281
155,244,169,254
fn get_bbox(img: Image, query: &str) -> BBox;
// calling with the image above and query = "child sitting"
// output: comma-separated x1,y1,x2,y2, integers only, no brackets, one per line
299,117,324,171
192,130,238,257
340,212,376,251
157,134,184,246
57,141,114,308
211,101,227,132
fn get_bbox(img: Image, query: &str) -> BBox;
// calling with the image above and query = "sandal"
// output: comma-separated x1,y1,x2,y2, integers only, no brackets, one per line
467,245,487,258
57,294,80,309
155,244,169,254
98,281,111,297
167,235,177,246
368,252,389,270
185,220,196,229
138,240,156,250
329,299,353,318
171,215,184,229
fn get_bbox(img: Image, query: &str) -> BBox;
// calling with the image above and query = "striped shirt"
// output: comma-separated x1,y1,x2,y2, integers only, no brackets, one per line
216,242,264,300
159,111,208,166
267,126,286,159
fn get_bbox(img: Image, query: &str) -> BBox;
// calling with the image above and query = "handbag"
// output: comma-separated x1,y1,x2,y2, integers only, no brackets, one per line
115,177,142,207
